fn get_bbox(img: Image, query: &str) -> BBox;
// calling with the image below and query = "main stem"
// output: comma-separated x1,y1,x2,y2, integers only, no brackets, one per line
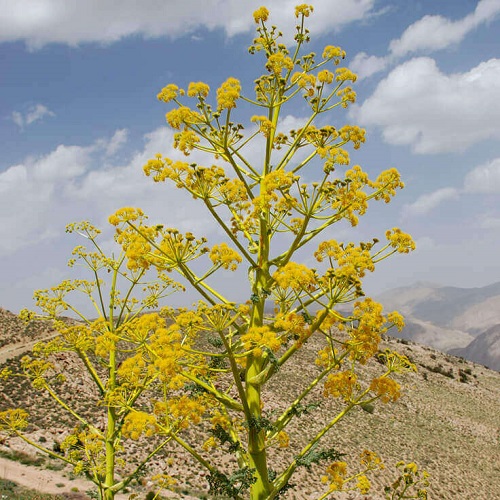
246,91,282,500
103,347,117,500
246,242,272,499
103,273,119,500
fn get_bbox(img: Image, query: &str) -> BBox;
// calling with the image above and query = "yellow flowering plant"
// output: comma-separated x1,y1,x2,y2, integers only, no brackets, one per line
0,221,215,500
105,5,419,499
0,5,424,500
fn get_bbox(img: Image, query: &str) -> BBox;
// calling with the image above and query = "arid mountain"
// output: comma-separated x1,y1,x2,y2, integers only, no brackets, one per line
376,282,500,371
1,308,500,499
449,324,500,371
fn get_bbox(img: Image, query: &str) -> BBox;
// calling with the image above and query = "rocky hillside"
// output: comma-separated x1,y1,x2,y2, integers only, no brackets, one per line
0,308,499,499
0,308,55,349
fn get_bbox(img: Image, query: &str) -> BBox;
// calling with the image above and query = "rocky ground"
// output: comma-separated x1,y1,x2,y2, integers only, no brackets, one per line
1,308,499,499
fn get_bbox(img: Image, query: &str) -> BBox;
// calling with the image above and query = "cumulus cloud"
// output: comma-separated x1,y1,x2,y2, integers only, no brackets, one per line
352,0,500,79
95,128,129,157
0,0,377,49
352,57,500,153
0,127,215,257
11,104,55,129
464,158,500,193
403,187,459,217
350,52,389,80
389,0,500,58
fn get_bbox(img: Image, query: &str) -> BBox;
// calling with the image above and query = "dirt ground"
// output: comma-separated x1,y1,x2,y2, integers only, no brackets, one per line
0,455,98,496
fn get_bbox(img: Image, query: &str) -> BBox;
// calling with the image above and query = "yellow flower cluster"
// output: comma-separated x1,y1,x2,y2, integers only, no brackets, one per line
211,410,231,430
57,323,95,352
318,146,350,165
209,243,242,271
0,409,29,432
218,178,249,204
150,323,185,389
357,475,371,494
144,155,228,200
322,461,348,491
124,313,165,344
94,329,119,358
338,125,366,149
379,350,416,373
252,169,297,213
253,6,269,23
20,357,55,390
122,411,158,440
167,395,206,430
157,83,184,103
217,77,241,110
329,171,370,226
111,218,159,271
251,115,275,137
315,345,339,369
274,312,310,346
241,325,281,357
295,4,314,17
317,69,334,84
360,449,384,470
316,240,375,288
374,168,405,202
385,228,416,253
277,430,290,448
117,354,149,386
175,309,205,334
318,147,350,170
322,45,346,64
187,81,210,98
65,220,101,238
173,130,200,155
155,230,209,270
273,262,317,291
303,127,341,158
266,52,294,76
348,298,386,362
337,86,357,108
335,67,358,82
291,72,316,96
387,311,405,331
369,376,401,403
165,106,204,130
108,206,145,226
323,370,357,400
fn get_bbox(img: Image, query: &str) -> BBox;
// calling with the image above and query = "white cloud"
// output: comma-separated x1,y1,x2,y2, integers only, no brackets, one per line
11,104,55,129
0,127,220,258
350,52,390,80
0,0,377,49
464,158,500,193
352,57,500,153
351,0,500,79
96,128,128,157
390,0,500,58
403,187,459,217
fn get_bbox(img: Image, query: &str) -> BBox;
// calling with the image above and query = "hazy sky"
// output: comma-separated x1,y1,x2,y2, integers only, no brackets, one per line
1,0,500,313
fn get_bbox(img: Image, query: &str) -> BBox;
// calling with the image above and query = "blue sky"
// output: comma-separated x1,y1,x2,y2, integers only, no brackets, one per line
1,0,500,313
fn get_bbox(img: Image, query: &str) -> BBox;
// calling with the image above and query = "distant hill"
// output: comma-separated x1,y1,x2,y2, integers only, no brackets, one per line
376,282,500,371
449,324,500,371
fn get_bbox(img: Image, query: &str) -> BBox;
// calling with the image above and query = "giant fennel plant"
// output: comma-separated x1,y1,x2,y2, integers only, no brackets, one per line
1,5,428,500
